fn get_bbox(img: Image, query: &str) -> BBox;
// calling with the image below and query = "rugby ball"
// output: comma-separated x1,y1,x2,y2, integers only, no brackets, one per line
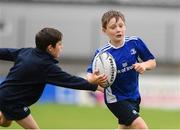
92,51,117,87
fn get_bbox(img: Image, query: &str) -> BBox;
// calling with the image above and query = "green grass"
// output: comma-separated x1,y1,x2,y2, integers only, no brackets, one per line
4,104,180,129
142,108,180,129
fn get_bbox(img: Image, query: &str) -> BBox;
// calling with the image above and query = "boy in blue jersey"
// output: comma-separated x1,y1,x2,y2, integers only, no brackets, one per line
0,27,107,129
87,10,156,129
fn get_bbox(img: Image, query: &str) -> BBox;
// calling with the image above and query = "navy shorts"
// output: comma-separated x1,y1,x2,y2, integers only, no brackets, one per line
105,98,141,126
0,103,30,121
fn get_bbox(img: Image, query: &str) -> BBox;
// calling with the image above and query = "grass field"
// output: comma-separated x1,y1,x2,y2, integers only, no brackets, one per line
6,103,180,129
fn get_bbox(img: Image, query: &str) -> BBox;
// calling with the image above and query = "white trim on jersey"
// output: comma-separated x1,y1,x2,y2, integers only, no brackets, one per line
105,87,117,103
125,36,138,42
98,43,111,53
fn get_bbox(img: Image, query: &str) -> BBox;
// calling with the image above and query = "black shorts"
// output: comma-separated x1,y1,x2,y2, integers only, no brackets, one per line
0,103,30,121
105,98,141,126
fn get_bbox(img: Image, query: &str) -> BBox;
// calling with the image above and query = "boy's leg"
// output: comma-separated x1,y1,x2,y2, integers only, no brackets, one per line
0,111,12,127
130,116,148,129
16,114,39,129
118,124,130,129
118,117,148,129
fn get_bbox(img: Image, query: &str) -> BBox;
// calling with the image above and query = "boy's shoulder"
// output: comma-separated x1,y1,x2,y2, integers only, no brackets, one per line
19,47,34,52
125,36,140,42
97,42,112,52
125,36,145,47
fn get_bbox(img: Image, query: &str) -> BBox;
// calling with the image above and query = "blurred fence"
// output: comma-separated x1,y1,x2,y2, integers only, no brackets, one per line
140,75,180,109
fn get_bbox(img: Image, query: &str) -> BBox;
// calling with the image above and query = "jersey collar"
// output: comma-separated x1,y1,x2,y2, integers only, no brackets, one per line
108,37,125,49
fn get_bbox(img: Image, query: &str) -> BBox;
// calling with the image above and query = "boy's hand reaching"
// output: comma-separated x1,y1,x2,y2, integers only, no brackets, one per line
87,70,108,88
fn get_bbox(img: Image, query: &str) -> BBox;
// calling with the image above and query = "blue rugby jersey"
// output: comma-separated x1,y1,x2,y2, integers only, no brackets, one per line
0,48,98,106
87,36,155,103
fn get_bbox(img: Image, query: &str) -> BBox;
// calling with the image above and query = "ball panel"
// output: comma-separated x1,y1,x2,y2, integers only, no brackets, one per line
92,52,117,87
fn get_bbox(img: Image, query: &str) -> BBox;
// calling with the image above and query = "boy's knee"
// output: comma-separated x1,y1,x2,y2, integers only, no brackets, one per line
0,112,12,127
0,120,12,127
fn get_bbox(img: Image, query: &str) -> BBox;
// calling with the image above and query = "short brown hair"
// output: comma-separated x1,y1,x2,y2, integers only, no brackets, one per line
101,10,125,29
35,27,63,51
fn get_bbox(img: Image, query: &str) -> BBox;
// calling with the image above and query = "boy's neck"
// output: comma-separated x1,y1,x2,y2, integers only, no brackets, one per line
109,38,125,48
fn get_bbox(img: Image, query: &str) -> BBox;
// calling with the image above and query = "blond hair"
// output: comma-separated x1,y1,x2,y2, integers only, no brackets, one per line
101,10,125,29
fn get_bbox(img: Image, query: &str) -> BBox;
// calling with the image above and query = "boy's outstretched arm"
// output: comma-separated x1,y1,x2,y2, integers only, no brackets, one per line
0,48,23,61
45,64,107,91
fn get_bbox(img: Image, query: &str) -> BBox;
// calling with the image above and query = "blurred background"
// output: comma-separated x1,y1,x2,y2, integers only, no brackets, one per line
0,0,180,129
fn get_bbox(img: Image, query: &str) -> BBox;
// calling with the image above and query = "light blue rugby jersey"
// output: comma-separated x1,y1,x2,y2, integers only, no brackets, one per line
87,36,155,103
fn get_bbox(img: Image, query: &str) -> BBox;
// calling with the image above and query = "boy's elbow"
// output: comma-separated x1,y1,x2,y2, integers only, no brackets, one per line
152,59,157,69
146,59,156,70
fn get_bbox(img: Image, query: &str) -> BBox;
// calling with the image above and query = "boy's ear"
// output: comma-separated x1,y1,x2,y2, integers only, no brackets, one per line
47,44,53,52
102,27,106,33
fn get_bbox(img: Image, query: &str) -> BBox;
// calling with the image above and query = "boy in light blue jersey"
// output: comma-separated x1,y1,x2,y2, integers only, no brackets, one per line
87,10,156,129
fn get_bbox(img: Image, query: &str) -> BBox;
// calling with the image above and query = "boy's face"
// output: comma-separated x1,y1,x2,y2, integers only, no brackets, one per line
47,41,63,58
103,17,126,45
